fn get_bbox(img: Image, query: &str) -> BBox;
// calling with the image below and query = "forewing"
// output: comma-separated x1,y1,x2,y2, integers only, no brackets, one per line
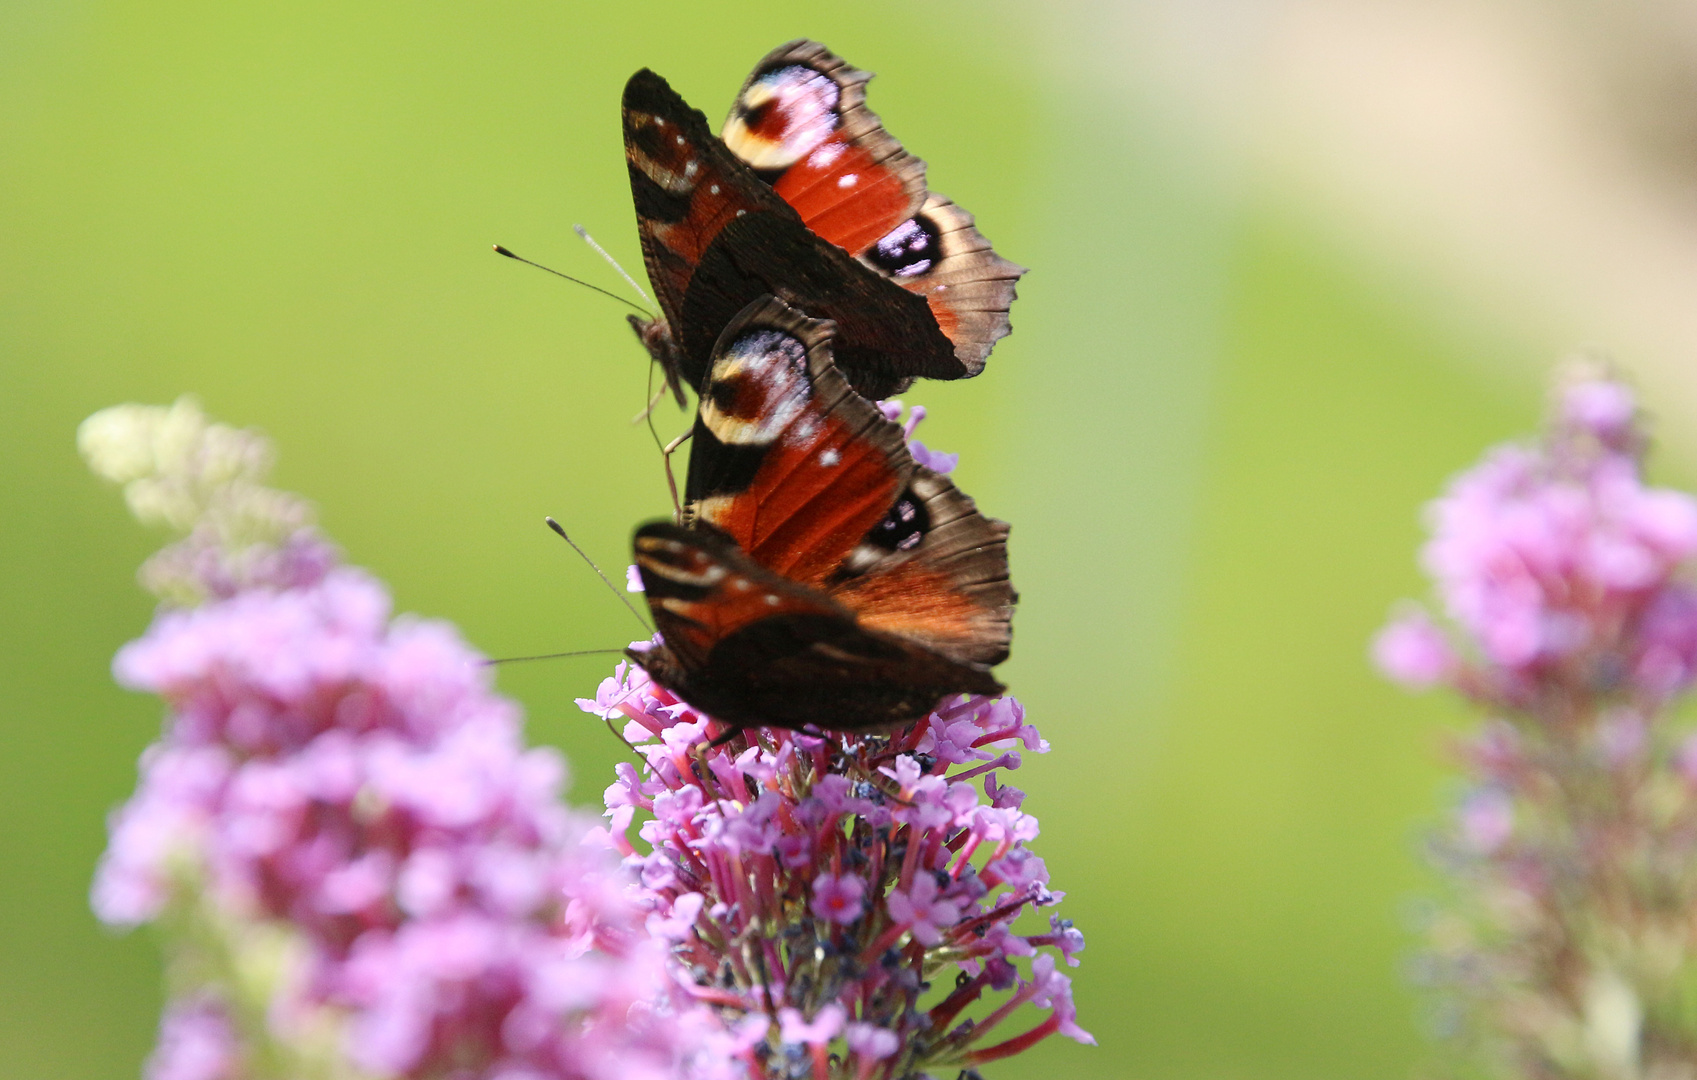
623,68,787,359
722,40,926,256
631,520,849,669
722,40,1025,377
630,521,1002,731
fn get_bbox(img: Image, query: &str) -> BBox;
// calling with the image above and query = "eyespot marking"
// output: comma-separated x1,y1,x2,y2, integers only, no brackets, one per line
698,329,811,445
866,214,942,278
721,63,841,172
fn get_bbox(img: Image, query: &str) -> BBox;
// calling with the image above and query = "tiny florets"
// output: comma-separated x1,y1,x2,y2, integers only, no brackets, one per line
577,667,1091,1076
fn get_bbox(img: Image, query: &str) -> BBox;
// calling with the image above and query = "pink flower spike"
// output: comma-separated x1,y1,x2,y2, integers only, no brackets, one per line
86,399,737,1080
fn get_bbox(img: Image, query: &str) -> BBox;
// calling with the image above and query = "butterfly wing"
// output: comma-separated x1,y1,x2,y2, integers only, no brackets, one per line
684,295,1014,668
623,68,963,399
631,521,1001,730
722,40,1025,377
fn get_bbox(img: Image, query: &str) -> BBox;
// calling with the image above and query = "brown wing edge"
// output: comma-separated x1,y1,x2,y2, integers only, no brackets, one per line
915,194,1027,376
898,466,1016,667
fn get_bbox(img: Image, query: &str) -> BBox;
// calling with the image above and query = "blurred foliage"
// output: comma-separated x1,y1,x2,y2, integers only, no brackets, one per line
0,0,1580,1077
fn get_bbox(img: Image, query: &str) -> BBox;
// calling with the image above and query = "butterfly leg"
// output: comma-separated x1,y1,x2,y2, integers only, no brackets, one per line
705,721,744,749
658,426,693,522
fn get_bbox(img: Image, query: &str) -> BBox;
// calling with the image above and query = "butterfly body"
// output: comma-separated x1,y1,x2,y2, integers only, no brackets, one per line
628,296,1015,733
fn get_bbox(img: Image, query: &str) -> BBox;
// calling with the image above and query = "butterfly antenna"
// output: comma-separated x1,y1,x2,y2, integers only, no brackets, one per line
483,647,630,666
544,516,654,633
630,382,670,426
573,223,655,310
492,244,652,315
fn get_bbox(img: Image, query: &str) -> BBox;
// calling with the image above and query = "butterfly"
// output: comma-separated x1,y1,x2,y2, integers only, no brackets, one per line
627,294,1016,733
623,40,1024,403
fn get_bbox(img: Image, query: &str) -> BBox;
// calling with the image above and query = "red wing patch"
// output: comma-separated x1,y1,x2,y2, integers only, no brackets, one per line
682,298,912,588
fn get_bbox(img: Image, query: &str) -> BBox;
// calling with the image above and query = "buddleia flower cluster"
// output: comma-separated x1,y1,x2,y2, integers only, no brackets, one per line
1374,367,1697,1078
83,400,738,1080
580,403,1091,1080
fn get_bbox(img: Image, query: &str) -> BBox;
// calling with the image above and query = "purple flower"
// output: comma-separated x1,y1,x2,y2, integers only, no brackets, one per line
1560,376,1637,447
778,1004,845,1046
879,399,959,474
809,872,866,925
1457,789,1514,853
844,1021,899,1062
1384,370,1697,695
887,874,962,947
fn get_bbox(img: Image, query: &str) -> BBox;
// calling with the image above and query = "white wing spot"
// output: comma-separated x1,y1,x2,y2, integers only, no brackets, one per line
764,594,781,606
709,183,721,195
734,578,752,591
837,174,858,189
819,447,840,467
675,134,686,145
736,209,746,217
683,160,699,179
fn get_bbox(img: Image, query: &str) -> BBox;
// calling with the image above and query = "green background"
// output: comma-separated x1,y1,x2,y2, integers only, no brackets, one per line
0,1,1579,1077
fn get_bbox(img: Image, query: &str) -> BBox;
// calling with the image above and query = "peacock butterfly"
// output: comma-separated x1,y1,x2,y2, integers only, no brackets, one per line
627,294,1015,732
623,41,1023,403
